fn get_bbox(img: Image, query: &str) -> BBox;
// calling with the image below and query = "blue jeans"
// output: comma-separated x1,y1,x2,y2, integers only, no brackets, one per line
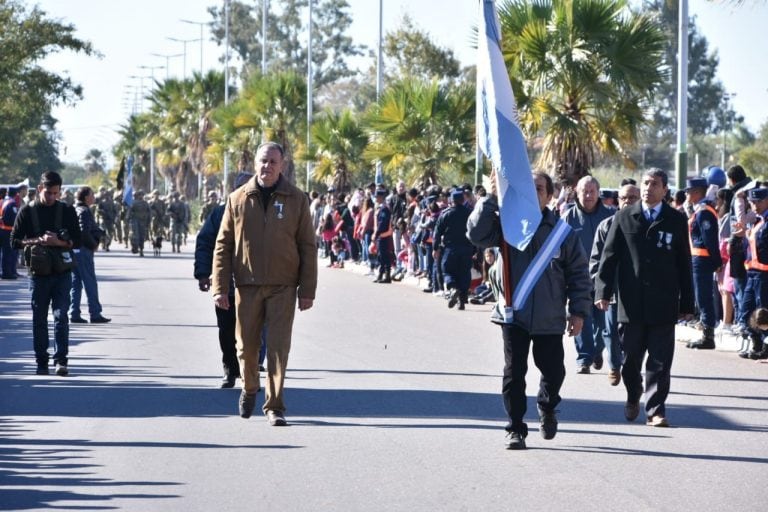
692,258,717,328
70,248,102,318
733,276,748,329
574,305,606,367
31,271,72,366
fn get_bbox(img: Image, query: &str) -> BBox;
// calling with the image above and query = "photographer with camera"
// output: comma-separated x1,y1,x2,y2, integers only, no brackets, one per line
11,171,81,376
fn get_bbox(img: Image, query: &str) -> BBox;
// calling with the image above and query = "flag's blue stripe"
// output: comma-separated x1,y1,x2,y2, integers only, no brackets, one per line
512,219,572,310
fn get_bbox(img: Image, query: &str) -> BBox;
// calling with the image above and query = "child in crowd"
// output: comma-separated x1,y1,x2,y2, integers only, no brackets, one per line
318,212,336,265
470,248,498,305
331,236,346,268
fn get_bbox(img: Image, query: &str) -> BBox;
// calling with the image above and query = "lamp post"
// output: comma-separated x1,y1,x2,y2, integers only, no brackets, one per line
223,0,231,197
139,65,165,85
150,52,183,80
128,74,152,112
139,65,164,192
721,92,735,169
180,19,206,73
262,0,269,74
167,37,201,79
306,0,313,192
375,0,383,185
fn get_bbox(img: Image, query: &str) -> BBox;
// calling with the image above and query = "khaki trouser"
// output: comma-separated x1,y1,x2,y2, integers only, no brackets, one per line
235,285,296,412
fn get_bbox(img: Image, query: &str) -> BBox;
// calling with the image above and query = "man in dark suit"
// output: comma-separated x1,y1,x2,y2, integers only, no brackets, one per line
595,168,694,428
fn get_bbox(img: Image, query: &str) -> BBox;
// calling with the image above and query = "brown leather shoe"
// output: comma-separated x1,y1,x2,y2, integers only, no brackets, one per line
646,415,669,427
608,369,621,386
624,401,640,422
266,410,287,426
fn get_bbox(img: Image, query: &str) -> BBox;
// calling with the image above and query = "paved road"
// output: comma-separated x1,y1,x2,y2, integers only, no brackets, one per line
1,246,766,511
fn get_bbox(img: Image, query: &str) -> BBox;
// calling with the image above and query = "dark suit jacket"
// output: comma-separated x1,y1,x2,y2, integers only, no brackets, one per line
595,201,694,325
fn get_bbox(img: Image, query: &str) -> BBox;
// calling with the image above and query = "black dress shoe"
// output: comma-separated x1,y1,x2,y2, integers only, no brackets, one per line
70,317,88,323
220,375,237,388
90,316,111,323
239,391,256,418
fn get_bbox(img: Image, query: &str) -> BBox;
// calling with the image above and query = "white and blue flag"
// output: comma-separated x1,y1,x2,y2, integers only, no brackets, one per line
123,155,134,207
476,0,540,251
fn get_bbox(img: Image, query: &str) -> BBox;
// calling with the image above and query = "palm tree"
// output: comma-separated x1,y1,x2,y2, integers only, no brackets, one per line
497,0,667,184
310,108,368,192
143,71,226,197
83,148,106,174
232,70,307,185
364,78,475,188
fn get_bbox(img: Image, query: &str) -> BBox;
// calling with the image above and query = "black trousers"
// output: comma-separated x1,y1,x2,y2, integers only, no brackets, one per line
215,302,239,378
618,322,675,419
501,324,565,433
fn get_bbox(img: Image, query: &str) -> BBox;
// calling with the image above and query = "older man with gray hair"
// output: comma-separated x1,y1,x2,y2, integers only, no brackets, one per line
563,175,615,374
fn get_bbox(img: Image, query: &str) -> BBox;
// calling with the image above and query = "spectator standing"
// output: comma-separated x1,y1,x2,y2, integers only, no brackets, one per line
684,178,722,350
432,189,474,310
69,187,111,324
737,187,768,360
1,187,18,279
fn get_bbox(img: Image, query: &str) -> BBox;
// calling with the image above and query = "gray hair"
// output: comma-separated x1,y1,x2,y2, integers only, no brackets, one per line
576,175,600,191
256,141,284,157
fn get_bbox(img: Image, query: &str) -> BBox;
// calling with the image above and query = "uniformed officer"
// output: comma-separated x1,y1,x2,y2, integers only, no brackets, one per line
432,188,474,310
127,190,151,256
373,188,394,283
738,187,768,359
685,177,723,350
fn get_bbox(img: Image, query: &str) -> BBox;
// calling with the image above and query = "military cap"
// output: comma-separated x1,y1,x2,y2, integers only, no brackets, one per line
748,188,768,202
375,189,388,197
685,178,708,191
451,188,464,201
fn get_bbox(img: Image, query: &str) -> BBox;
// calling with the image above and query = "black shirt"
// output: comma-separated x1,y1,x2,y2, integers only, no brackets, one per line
11,200,82,250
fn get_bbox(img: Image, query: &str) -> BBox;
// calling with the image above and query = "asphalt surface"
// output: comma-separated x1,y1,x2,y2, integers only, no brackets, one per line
1,245,766,511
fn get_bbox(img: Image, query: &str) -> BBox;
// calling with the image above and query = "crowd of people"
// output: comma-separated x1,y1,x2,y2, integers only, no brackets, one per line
8,155,767,447
302,164,766,449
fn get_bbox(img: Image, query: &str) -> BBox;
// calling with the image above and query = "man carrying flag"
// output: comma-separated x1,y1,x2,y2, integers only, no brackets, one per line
467,0,591,451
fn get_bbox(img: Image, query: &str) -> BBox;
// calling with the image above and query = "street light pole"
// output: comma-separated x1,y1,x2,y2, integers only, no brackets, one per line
150,52,183,80
167,37,201,79
375,0,383,185
223,0,231,197
139,65,164,192
675,0,688,190
262,0,269,74
180,19,206,73
306,0,313,192
721,92,735,169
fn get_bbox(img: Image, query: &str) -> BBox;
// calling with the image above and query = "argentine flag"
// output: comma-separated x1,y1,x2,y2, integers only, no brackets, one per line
123,155,134,207
476,0,541,251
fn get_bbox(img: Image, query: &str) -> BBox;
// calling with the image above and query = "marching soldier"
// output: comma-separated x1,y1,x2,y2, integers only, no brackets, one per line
127,190,151,256
167,192,186,253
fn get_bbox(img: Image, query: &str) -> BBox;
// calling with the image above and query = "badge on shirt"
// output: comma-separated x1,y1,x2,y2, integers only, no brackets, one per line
657,231,673,249
274,201,284,219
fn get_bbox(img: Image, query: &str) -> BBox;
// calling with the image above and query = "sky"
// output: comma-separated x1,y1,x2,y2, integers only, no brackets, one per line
31,0,768,168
